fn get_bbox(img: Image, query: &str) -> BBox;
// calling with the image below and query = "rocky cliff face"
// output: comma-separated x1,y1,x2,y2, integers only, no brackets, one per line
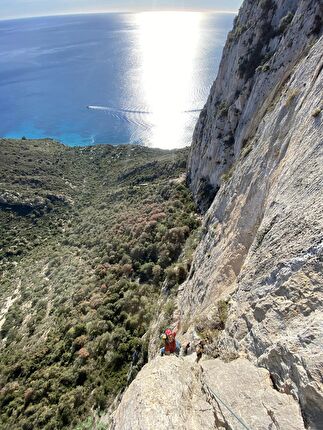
180,0,323,428
111,1,322,429
188,0,322,211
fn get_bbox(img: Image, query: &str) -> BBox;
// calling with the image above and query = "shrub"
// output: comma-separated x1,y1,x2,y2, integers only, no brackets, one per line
139,262,154,282
164,299,175,321
278,11,294,34
165,267,178,288
77,348,90,360
285,89,300,107
72,335,88,351
218,101,229,118
221,164,235,182
24,388,34,405
152,264,162,284
176,264,188,284
67,324,86,339
312,108,322,118
218,300,229,326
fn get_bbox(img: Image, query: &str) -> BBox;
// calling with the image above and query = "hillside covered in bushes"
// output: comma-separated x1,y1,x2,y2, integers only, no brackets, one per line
0,138,200,429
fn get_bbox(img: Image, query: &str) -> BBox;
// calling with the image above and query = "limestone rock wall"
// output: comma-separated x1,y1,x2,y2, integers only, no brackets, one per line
180,1,323,427
188,0,322,211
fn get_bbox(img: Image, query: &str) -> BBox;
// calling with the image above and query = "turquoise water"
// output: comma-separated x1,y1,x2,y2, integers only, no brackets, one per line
0,12,234,148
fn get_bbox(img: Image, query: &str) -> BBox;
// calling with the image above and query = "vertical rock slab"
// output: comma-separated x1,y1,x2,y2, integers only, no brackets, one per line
188,0,322,211
181,0,323,427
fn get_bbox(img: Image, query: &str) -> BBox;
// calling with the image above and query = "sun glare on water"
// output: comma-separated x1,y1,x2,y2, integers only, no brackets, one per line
136,12,202,149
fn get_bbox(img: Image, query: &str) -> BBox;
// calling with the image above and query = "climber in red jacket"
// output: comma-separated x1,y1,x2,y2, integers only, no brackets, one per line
160,324,181,356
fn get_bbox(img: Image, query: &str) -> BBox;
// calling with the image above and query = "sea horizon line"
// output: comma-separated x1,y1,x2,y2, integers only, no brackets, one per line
0,9,238,22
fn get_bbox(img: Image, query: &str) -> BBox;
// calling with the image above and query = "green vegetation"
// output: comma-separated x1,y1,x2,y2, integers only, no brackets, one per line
218,101,229,118
238,20,275,81
278,12,294,34
285,89,300,107
217,300,229,326
312,107,322,118
227,20,247,45
241,140,253,159
0,138,200,429
237,0,279,81
194,299,230,350
221,163,235,182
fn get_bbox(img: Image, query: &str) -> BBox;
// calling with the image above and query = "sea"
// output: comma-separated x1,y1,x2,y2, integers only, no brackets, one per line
0,12,235,149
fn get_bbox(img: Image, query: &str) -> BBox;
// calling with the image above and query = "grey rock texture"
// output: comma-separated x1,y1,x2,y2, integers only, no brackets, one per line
111,356,305,430
180,1,323,428
188,0,322,211
202,358,305,430
111,356,216,430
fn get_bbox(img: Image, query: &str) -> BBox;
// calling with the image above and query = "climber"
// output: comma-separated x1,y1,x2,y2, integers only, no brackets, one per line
160,324,181,356
195,339,205,363
183,341,191,356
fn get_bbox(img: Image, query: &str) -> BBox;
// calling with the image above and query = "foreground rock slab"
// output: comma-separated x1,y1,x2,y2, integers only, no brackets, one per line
111,356,305,430
111,356,215,430
201,358,305,430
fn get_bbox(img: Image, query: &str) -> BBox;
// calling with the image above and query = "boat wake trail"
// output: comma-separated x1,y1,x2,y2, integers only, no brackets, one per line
86,105,202,138
87,105,202,115
87,105,151,115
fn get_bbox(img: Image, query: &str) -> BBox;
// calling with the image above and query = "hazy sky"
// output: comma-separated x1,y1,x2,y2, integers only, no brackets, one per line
1,0,243,20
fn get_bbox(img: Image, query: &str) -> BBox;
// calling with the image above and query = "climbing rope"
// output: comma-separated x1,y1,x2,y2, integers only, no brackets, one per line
201,373,253,430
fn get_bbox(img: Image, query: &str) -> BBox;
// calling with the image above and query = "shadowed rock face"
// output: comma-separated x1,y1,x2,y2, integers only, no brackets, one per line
181,0,323,428
111,356,305,430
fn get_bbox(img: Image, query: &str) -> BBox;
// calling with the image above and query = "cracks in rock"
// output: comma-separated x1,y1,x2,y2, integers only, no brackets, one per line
300,406,310,430
198,364,256,430
296,46,323,112
203,386,231,430
198,366,231,430
268,372,281,393
238,314,267,357
254,217,276,249
262,240,323,291
262,402,280,430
